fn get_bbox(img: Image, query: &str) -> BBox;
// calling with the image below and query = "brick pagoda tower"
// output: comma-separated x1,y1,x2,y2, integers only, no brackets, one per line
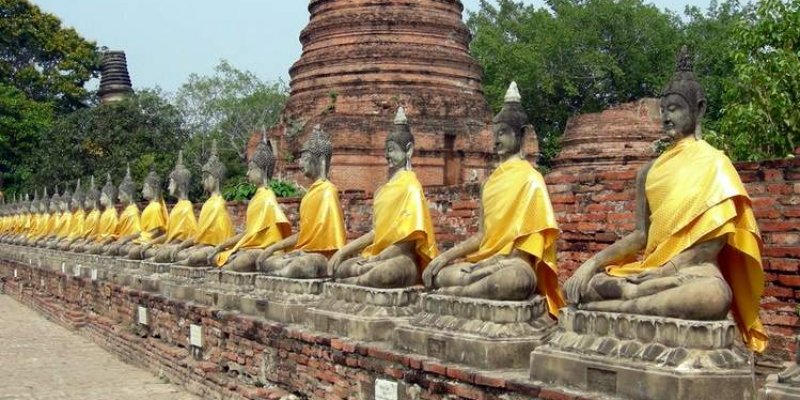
97,50,133,104
255,0,501,192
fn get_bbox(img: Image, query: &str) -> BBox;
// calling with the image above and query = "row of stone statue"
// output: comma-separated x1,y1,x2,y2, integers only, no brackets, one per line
0,48,767,354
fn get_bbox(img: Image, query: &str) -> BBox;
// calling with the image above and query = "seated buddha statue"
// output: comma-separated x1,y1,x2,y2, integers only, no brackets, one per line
207,133,291,272
46,187,72,249
35,187,62,247
71,176,102,253
562,47,767,353
22,190,42,246
257,125,346,278
166,141,234,266
327,107,438,288
58,182,87,251
29,189,54,247
88,174,120,254
142,153,197,262
423,82,564,314
126,166,171,260
103,166,142,256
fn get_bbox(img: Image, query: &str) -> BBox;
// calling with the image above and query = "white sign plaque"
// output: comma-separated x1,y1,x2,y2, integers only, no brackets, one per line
137,306,148,325
40,278,44,287
13,269,17,278
91,269,98,281
28,258,32,265
73,265,81,277
375,379,398,400
190,324,203,347
61,262,66,273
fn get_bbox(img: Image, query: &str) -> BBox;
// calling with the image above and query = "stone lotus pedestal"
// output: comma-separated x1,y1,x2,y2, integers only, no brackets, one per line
393,294,555,369
530,308,755,400
193,270,258,311
239,276,327,324
307,283,422,342
761,375,800,400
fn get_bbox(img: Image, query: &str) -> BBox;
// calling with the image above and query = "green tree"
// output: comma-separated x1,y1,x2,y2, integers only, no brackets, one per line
712,0,799,160
0,83,52,194
468,0,681,165
23,89,188,195
0,0,100,112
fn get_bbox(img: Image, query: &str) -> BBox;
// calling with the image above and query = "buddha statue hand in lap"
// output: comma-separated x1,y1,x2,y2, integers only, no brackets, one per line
257,125,346,278
104,165,142,256
327,107,438,288
127,167,169,260
562,46,767,353
169,140,234,266
422,82,564,315
208,132,291,272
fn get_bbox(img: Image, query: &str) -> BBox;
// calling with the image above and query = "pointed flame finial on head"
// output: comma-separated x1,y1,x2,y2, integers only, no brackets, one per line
676,45,693,72
211,139,218,156
394,106,408,125
505,81,521,103
177,150,184,166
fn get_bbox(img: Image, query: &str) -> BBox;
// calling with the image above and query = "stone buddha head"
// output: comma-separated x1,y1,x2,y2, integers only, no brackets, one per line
201,140,225,194
168,151,190,199
100,173,117,209
143,166,163,202
249,132,275,186
118,164,136,205
85,176,100,210
71,180,84,211
492,82,533,161
385,107,415,174
661,46,706,140
60,188,71,213
49,187,60,213
300,125,332,181
39,188,49,213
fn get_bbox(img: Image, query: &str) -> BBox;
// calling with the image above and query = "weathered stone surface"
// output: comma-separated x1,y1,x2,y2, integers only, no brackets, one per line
395,294,556,369
193,270,259,311
239,276,327,324
531,308,755,399
308,282,421,341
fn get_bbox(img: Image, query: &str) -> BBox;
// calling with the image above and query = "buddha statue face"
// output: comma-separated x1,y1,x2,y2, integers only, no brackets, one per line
247,161,265,186
660,93,704,140
119,189,132,205
299,150,318,179
202,172,218,194
100,192,112,208
60,197,69,212
143,181,156,201
492,121,523,159
385,140,412,173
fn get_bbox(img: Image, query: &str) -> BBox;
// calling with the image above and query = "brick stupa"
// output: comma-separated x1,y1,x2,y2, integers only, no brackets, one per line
252,0,505,192
97,50,133,104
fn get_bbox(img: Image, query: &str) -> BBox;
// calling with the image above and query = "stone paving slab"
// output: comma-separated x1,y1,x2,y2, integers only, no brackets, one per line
0,295,200,400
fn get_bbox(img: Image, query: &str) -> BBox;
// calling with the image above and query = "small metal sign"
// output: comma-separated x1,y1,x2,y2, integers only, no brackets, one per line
40,278,44,287
13,269,17,278
137,306,148,325
375,379,398,400
73,265,81,277
190,324,203,347
61,262,66,273
91,269,98,281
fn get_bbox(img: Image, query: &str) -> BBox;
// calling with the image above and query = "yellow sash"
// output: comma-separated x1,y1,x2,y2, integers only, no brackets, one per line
57,211,72,238
67,210,86,239
115,204,141,238
82,209,101,239
295,179,346,254
607,137,766,352
164,200,197,243
466,158,564,316
135,200,169,244
95,208,119,241
215,187,291,266
27,214,41,238
362,170,438,280
194,194,234,247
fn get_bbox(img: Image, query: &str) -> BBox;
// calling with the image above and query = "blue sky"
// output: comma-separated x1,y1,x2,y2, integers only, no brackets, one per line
31,0,710,94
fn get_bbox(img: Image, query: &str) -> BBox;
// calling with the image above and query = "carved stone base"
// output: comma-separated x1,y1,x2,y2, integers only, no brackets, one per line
135,261,172,293
193,270,258,311
761,377,800,400
239,276,327,324
530,309,755,400
307,283,421,341
161,265,213,301
394,294,555,369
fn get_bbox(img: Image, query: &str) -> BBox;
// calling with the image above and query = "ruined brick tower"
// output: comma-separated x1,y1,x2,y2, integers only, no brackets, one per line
255,0,499,192
97,50,133,104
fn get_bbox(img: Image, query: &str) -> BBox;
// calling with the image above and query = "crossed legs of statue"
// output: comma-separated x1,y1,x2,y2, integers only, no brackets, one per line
220,249,261,272
174,245,215,267
433,255,537,301
580,262,732,320
335,253,417,288
259,251,328,278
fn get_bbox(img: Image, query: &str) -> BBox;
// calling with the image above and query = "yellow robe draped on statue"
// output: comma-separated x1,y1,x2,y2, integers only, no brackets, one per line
115,204,141,238
466,158,565,316
82,209,101,240
163,200,197,243
214,187,291,266
95,208,119,242
33,214,54,240
294,179,346,254
57,212,72,238
48,213,64,238
606,137,766,352
67,210,86,239
27,214,41,238
362,170,438,281
194,194,234,247
134,200,169,244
